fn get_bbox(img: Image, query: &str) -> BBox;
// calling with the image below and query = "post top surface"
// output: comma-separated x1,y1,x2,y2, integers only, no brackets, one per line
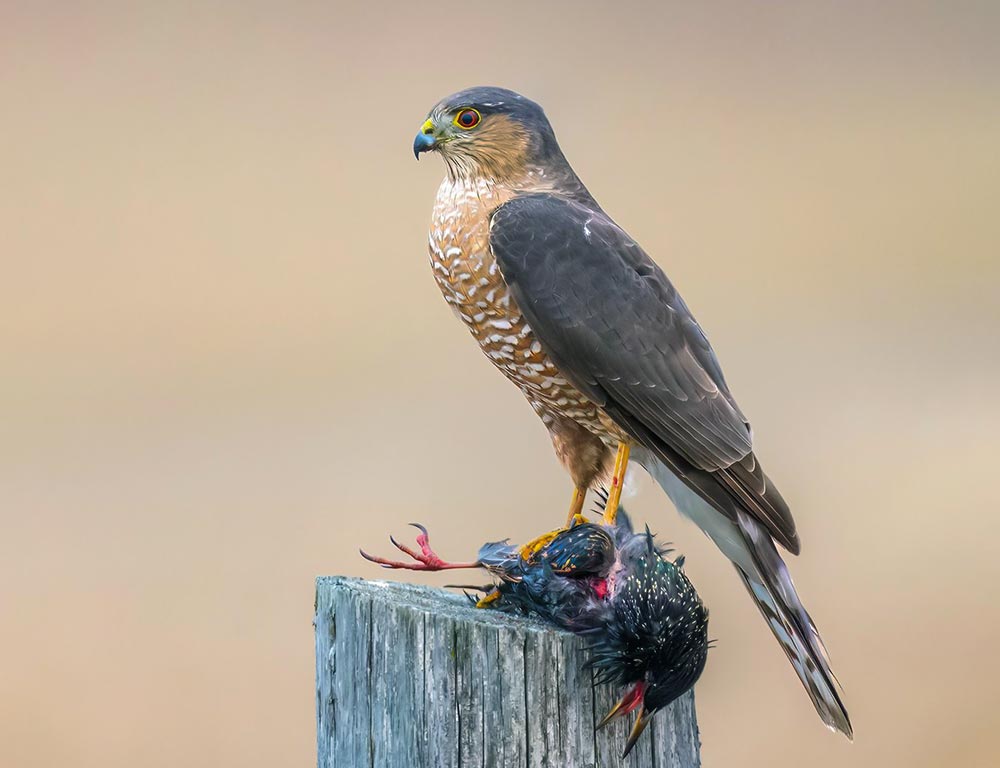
316,575,573,636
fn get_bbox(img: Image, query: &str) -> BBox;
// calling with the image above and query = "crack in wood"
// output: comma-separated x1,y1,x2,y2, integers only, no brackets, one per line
315,577,699,768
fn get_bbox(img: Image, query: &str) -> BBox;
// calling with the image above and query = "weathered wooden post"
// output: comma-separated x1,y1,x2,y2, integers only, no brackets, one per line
315,576,700,768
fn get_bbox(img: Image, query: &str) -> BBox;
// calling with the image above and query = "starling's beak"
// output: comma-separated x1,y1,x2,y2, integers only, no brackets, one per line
596,696,629,730
413,118,437,159
596,681,646,730
621,706,654,758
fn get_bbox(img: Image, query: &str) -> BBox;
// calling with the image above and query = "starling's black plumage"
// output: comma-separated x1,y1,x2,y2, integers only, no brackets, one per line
477,510,709,756
361,505,709,756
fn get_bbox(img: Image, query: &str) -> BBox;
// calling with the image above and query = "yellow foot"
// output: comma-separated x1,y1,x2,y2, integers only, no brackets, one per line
518,513,587,561
518,529,562,560
519,486,589,561
475,588,501,609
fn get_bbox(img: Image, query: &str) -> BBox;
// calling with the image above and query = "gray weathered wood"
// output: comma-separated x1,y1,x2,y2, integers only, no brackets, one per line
315,576,700,768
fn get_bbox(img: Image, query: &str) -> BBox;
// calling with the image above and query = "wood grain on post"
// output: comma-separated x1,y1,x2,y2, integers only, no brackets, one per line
315,576,700,768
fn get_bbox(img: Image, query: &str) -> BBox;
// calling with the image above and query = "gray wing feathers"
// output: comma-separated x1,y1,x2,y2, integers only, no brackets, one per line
491,194,751,471
490,193,799,553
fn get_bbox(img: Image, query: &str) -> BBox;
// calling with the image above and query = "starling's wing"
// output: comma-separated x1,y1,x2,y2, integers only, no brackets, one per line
540,524,615,577
490,194,798,553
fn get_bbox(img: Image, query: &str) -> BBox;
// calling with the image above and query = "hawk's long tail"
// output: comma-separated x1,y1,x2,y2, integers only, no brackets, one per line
636,448,853,739
733,510,853,739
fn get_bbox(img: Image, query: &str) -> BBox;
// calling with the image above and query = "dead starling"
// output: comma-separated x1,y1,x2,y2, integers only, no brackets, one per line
361,506,709,757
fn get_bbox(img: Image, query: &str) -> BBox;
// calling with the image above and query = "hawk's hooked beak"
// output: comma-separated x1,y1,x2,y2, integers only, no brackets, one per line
413,118,437,159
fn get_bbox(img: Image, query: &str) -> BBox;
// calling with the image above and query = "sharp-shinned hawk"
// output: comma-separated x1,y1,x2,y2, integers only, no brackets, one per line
413,86,851,738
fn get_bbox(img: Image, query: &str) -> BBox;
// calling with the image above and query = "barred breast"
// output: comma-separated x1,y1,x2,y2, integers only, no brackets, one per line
427,177,610,437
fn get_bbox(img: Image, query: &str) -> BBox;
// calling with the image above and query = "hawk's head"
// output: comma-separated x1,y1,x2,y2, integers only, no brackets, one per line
414,87,565,181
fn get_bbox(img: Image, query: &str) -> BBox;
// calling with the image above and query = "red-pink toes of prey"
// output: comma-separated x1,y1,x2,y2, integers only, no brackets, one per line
359,523,481,572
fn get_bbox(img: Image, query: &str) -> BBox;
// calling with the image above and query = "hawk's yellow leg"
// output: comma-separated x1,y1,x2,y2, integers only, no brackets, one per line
564,486,586,527
602,441,631,525
517,487,588,560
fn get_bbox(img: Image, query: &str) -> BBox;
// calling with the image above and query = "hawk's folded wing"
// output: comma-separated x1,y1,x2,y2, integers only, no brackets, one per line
490,193,799,553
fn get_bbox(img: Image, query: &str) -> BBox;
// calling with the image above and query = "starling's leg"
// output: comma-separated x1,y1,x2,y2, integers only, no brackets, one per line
601,441,631,525
360,524,481,571
518,487,588,560
475,588,502,608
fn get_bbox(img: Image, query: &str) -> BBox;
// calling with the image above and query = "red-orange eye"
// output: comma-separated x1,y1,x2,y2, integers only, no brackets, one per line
454,108,481,129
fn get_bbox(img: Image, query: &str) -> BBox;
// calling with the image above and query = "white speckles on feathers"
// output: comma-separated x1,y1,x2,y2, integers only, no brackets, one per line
427,174,622,475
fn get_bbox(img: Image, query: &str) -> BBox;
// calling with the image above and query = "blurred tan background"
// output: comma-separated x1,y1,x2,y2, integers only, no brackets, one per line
2,1,999,766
